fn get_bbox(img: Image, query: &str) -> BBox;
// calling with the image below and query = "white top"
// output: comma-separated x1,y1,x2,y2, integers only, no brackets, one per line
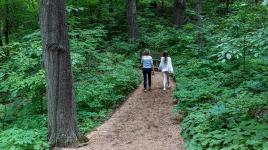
158,57,173,73
141,56,153,68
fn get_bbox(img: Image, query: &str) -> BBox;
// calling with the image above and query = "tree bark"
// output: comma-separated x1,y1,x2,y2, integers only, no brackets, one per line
127,0,139,41
38,0,87,148
195,0,204,51
160,0,164,8
0,23,3,46
172,0,186,28
4,0,9,44
109,0,113,13
225,0,230,13
97,0,104,19
72,0,78,16
158,0,165,15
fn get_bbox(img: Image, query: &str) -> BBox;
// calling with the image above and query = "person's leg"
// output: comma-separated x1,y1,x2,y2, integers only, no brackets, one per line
148,68,152,90
162,72,165,89
167,73,170,88
163,72,167,90
143,69,147,90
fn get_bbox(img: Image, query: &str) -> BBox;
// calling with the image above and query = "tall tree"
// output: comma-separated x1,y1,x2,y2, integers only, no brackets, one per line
127,0,139,41
160,0,164,8
4,0,9,44
225,0,230,13
0,22,3,46
72,0,78,17
109,0,114,13
172,0,186,27
195,0,204,51
38,0,87,148
97,0,104,19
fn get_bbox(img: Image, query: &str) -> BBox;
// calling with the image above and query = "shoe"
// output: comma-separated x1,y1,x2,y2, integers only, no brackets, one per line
144,89,147,92
163,88,166,91
149,88,151,91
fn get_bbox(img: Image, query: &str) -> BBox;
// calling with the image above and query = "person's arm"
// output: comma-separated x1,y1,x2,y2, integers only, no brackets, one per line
151,57,155,75
158,57,162,71
169,57,174,74
140,57,143,69
152,64,155,75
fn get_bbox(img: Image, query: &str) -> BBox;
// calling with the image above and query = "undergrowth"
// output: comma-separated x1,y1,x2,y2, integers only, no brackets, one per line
0,26,140,149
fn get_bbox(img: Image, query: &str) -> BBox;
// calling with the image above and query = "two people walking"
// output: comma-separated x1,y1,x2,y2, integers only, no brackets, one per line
141,49,173,92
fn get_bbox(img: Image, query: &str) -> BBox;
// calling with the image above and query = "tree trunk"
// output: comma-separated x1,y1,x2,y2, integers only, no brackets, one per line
4,0,9,44
38,0,87,148
72,0,78,16
172,0,186,28
195,0,204,51
159,0,165,15
97,0,104,19
0,23,3,46
127,0,139,41
225,0,229,13
109,0,113,13
161,0,164,8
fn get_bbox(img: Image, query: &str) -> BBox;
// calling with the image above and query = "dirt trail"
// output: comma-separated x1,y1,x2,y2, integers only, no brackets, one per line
68,72,184,150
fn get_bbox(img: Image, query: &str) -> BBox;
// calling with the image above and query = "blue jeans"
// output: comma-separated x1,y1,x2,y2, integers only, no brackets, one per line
142,68,152,89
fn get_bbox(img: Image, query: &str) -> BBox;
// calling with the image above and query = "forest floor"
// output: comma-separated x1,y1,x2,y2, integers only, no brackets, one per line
67,72,184,150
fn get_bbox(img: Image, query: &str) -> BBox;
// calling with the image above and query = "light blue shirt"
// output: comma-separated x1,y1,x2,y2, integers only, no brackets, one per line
141,56,153,68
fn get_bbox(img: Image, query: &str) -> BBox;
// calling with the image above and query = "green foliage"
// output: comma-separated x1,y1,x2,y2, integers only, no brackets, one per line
1,0,267,149
141,23,197,53
106,37,139,54
0,128,48,150
170,3,268,149
0,26,140,149
0,0,39,41
174,57,268,149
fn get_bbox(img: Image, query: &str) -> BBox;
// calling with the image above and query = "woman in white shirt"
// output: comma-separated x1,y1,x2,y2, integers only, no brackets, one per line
158,51,173,91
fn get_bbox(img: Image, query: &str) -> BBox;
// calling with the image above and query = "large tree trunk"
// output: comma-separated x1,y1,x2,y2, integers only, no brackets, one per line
195,0,204,52
172,0,186,28
127,0,139,41
38,0,87,148
4,0,9,44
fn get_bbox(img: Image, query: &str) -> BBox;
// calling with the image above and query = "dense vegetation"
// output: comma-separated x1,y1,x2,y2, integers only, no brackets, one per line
0,0,267,149
172,2,268,150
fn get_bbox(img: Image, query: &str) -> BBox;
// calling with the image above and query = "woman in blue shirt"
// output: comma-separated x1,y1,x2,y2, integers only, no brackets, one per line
141,49,155,92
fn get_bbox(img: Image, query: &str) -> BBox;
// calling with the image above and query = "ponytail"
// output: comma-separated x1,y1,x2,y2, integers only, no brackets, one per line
163,51,168,63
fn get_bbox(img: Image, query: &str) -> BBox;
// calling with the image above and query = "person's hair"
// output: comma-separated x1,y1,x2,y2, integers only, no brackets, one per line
144,49,150,56
163,51,168,63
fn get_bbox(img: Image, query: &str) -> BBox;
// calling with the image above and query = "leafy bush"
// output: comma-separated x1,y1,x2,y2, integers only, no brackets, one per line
170,4,268,149
173,57,268,149
0,128,48,150
0,26,141,149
